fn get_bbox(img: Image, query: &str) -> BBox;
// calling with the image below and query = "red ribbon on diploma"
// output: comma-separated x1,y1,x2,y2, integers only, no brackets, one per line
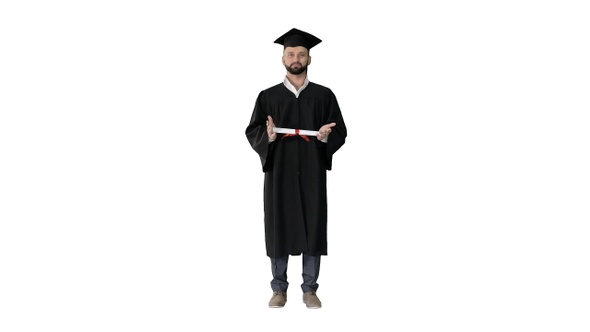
281,129,310,141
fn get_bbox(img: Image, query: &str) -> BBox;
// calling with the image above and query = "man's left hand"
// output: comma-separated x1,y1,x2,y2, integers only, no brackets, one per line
317,122,336,141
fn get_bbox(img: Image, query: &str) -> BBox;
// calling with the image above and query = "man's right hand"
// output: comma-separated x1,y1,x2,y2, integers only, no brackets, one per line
266,115,277,141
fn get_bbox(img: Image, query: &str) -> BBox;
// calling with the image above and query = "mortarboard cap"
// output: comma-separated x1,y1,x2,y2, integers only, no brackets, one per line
274,28,322,50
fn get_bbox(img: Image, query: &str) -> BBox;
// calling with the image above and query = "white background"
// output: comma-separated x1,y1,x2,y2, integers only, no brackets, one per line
1,1,589,331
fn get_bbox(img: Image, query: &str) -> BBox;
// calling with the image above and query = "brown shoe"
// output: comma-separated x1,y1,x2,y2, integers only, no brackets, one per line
302,292,322,309
269,291,287,308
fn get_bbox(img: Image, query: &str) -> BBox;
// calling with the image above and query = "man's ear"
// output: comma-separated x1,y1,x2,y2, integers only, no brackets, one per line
308,56,312,66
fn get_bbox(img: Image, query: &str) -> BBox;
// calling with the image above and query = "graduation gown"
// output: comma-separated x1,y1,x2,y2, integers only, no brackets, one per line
245,81,347,259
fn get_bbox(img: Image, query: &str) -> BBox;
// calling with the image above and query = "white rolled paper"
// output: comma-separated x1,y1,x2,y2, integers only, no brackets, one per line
273,127,319,136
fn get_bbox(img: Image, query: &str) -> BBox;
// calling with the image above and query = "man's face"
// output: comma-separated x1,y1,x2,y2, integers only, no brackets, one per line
282,46,311,75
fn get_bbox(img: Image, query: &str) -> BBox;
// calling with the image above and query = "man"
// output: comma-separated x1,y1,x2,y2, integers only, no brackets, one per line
245,28,347,309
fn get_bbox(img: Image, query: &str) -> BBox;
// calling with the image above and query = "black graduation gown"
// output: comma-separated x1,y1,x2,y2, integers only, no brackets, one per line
245,82,347,259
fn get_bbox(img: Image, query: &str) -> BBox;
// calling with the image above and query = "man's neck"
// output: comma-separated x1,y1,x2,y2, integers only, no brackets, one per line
285,73,307,90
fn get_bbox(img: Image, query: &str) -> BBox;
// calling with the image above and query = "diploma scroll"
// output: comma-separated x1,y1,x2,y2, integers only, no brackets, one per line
273,127,319,136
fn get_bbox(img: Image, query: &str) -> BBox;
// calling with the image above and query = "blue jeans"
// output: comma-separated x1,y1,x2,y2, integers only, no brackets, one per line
270,254,321,293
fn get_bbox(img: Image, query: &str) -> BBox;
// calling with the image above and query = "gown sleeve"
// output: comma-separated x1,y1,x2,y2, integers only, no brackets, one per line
324,90,347,170
245,91,275,172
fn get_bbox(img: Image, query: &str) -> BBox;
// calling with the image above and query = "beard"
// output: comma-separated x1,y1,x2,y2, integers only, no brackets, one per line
285,62,308,75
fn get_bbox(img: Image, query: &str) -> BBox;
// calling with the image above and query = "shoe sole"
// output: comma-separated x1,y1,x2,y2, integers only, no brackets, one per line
303,301,321,309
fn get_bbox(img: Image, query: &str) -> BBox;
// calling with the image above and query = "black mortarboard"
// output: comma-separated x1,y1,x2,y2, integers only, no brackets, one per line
274,28,322,50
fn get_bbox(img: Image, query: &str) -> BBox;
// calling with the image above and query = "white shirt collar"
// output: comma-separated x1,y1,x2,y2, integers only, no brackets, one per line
283,76,309,98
